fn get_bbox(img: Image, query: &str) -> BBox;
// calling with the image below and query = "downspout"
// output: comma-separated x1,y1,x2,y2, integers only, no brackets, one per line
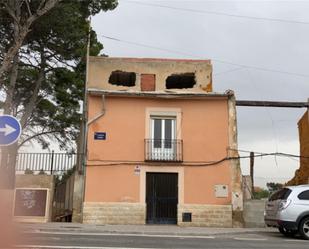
87,94,106,125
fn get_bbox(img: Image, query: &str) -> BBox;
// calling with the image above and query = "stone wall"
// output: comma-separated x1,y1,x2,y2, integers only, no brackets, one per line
83,202,146,224
178,204,232,227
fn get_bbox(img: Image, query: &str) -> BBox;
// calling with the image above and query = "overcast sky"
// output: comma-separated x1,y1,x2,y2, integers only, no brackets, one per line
91,0,309,187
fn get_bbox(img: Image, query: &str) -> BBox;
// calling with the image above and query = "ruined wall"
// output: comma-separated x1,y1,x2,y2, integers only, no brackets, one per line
88,57,212,92
288,111,309,185
227,93,244,227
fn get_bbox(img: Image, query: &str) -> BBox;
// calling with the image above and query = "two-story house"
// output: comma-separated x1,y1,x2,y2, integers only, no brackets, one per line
83,57,243,227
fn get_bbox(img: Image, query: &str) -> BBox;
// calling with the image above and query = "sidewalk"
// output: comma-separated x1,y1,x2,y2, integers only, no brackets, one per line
19,222,276,236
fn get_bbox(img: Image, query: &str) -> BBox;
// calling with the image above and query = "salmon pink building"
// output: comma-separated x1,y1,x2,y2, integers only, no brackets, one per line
83,57,243,227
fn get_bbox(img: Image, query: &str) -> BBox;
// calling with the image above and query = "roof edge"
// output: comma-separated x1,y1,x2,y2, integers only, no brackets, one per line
89,56,211,64
87,89,232,99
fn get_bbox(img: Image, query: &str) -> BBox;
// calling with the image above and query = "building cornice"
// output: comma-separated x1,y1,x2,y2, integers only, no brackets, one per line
87,89,233,100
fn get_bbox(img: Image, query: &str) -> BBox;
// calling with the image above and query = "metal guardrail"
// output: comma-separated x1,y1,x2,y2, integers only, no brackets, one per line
145,139,183,162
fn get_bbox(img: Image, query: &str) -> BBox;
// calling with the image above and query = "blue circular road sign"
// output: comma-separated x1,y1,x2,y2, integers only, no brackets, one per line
0,115,22,146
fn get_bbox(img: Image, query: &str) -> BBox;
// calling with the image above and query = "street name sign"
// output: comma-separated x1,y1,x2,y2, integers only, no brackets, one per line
0,115,21,146
94,132,106,140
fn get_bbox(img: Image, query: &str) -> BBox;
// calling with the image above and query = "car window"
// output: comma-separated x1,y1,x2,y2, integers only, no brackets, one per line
298,190,309,200
269,188,292,201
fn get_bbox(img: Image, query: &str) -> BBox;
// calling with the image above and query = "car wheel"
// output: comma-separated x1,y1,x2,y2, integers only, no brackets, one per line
278,227,297,237
299,217,309,240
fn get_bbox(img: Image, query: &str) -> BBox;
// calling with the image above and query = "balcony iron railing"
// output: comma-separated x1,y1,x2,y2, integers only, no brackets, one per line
145,139,183,162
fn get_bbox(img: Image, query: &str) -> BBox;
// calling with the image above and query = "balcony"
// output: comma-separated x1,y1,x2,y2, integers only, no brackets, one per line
145,139,183,162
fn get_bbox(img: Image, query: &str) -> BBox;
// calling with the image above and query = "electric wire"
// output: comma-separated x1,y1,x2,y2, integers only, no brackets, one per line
122,0,309,25
86,151,309,167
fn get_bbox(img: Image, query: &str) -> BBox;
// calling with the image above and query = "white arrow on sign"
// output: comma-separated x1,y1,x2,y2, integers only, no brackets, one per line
0,124,17,136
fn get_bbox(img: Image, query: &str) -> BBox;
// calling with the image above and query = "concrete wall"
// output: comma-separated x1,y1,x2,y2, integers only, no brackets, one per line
88,57,212,93
14,175,55,223
243,199,266,228
72,172,84,223
242,175,253,200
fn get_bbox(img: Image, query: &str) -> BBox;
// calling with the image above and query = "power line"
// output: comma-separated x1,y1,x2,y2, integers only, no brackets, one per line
122,0,309,25
100,35,197,58
213,67,245,76
86,152,304,167
133,0,309,2
99,34,309,78
230,148,308,159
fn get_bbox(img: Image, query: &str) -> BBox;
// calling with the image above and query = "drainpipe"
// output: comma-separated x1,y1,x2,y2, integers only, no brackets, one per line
87,95,106,125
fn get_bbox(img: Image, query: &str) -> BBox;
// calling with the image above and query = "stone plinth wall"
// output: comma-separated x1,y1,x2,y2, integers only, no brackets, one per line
14,175,55,223
83,202,146,224
178,204,232,227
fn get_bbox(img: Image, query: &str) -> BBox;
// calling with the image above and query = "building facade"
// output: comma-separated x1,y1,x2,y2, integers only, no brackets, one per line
83,57,243,227
288,110,309,185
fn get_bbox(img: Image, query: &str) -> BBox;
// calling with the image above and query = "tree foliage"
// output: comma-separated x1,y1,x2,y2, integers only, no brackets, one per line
267,182,283,193
0,0,118,151
0,0,61,80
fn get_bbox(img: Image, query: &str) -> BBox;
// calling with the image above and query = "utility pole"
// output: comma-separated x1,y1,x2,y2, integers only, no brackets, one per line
250,152,254,196
72,17,91,223
81,17,91,174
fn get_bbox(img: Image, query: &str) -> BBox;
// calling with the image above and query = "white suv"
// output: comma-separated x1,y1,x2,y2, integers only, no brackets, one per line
264,185,309,240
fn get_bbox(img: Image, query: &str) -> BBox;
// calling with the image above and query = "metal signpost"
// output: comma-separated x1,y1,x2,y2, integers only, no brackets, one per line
0,115,22,146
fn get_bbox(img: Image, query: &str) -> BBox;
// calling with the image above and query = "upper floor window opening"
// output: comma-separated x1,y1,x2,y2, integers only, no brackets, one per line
108,70,136,87
166,73,196,89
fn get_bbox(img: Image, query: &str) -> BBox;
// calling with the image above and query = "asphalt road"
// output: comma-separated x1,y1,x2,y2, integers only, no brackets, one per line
16,231,309,249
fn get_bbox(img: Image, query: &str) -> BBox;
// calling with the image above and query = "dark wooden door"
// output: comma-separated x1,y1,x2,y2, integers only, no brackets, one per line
146,172,178,224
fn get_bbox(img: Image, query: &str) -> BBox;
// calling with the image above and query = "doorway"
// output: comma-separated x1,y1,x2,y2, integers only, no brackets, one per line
146,172,178,224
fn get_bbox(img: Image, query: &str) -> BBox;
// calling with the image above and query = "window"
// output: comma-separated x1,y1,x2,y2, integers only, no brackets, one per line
298,190,309,200
145,108,182,162
166,73,196,89
268,188,291,201
151,117,176,160
108,70,136,86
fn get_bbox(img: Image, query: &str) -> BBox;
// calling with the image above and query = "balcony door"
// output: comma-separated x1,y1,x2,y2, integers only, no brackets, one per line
151,117,176,161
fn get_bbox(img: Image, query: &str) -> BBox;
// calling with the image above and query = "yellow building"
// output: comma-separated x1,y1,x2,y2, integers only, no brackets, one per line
288,110,309,185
